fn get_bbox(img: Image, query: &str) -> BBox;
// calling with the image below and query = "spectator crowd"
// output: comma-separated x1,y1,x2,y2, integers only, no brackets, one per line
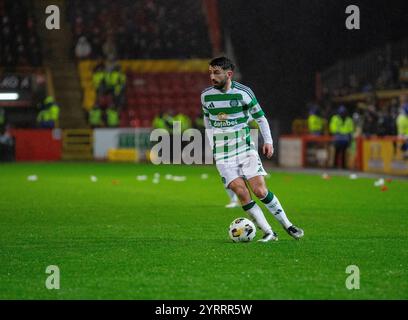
69,0,211,61
323,54,408,99
306,94,408,167
0,0,42,67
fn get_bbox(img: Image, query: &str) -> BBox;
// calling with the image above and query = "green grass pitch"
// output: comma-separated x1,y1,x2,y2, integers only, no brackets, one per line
0,162,407,299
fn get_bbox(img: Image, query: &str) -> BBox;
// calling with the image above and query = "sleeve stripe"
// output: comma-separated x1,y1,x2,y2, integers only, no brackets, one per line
234,83,256,100
247,98,258,108
251,110,265,119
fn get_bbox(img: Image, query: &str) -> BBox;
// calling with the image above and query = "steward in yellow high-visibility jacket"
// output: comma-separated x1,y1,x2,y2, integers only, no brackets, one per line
89,106,103,128
397,103,408,137
173,113,192,134
38,96,59,128
397,103,408,155
330,111,354,137
93,62,107,95
106,107,119,127
106,66,126,97
152,113,169,130
330,105,354,169
308,106,324,135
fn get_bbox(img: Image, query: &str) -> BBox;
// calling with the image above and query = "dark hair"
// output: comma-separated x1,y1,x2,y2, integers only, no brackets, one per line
209,56,235,71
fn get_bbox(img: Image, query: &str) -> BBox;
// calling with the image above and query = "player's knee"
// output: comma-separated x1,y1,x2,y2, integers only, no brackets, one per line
230,183,250,202
253,185,268,199
234,186,248,198
237,190,251,204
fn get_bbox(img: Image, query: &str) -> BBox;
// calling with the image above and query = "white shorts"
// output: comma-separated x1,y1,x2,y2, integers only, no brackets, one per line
216,150,267,188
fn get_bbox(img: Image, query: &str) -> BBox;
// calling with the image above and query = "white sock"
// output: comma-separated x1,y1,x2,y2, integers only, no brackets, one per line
225,187,238,202
261,191,292,229
242,201,273,234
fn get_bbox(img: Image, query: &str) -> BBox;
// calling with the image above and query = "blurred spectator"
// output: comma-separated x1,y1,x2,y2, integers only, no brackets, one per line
307,105,324,135
92,62,108,96
89,105,103,128
45,96,60,128
102,35,117,60
0,108,6,130
0,126,14,162
153,112,171,131
377,105,396,136
105,64,126,108
106,106,119,127
361,82,374,93
397,103,408,138
173,112,192,134
75,36,92,59
37,96,60,129
362,104,379,137
163,111,175,134
352,103,365,137
399,57,408,88
329,106,354,169
397,103,408,157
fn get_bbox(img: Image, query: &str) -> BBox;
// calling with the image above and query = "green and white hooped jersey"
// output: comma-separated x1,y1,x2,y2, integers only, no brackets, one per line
201,81,265,162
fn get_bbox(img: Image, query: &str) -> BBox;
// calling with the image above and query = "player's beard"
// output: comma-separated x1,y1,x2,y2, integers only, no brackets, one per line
212,77,228,90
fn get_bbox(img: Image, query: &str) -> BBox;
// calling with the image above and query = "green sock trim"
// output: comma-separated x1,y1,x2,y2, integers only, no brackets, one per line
261,191,274,204
242,201,256,211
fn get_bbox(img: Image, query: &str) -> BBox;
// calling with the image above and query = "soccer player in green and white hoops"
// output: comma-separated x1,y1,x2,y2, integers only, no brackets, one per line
201,57,304,242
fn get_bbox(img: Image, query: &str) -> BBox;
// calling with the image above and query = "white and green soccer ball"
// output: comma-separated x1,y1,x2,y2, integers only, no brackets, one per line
228,218,256,242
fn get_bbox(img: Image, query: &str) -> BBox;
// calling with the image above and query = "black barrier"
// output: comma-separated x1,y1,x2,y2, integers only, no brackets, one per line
0,300,400,318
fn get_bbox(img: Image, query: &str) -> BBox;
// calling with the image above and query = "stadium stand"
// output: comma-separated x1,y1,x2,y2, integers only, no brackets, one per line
67,0,211,60
68,0,213,128
78,60,210,128
286,40,408,172
319,38,408,99
0,0,49,130
0,0,42,67
292,39,408,137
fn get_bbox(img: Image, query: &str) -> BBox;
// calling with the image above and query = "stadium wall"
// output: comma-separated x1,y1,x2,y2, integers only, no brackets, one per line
10,129,62,161
93,128,152,161
6,129,408,175
279,135,408,175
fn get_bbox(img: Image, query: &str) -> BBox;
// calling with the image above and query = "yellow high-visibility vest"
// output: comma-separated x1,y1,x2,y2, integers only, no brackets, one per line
329,115,354,134
397,114,408,136
308,114,323,133
107,108,119,127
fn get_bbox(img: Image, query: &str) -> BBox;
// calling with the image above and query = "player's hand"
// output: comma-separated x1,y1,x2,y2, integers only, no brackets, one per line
263,143,274,159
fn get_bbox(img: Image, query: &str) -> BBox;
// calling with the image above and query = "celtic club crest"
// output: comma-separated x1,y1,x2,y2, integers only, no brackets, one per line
230,99,239,107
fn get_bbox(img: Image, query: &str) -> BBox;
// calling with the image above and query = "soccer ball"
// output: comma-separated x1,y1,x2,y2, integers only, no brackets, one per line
228,218,256,242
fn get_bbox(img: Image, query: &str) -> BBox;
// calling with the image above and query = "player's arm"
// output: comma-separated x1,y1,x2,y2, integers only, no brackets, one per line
255,116,274,158
245,91,274,158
